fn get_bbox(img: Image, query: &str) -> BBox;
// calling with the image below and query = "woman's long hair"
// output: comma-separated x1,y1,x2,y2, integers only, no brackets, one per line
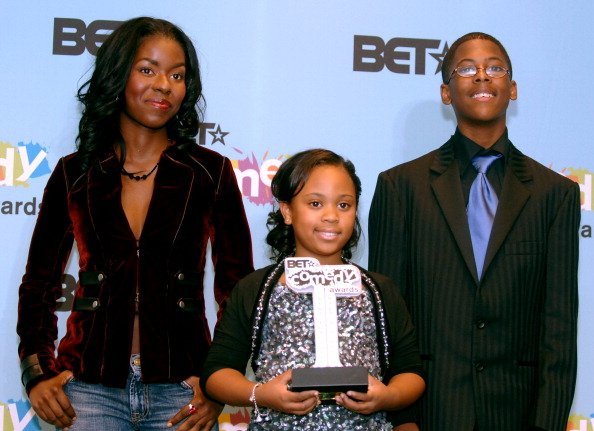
76,17,204,172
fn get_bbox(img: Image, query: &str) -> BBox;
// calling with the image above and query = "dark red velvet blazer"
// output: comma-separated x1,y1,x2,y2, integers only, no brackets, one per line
17,144,254,392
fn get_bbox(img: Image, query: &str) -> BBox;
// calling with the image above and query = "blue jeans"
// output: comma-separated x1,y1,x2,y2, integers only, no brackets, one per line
62,355,219,430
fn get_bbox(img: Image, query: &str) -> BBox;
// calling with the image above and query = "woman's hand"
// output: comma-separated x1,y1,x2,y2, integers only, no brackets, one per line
167,376,223,431
28,370,76,429
257,370,319,415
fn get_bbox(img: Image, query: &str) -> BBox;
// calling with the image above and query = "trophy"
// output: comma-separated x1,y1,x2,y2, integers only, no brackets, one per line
284,257,368,402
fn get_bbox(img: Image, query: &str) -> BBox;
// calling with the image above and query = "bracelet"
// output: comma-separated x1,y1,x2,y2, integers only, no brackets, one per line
249,382,269,422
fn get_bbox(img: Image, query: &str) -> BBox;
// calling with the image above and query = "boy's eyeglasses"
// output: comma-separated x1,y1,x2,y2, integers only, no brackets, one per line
446,65,510,84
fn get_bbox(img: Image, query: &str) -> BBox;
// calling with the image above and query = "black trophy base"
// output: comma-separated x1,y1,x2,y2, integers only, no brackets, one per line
290,366,368,404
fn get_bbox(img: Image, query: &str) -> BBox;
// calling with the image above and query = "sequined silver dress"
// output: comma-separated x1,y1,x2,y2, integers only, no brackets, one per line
249,283,392,430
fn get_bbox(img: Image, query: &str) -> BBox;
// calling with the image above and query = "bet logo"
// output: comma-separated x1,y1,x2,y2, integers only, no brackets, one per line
53,17,121,56
353,35,448,75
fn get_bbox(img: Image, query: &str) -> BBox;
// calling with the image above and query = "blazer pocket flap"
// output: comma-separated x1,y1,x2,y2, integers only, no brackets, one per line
79,270,106,286
73,297,101,311
176,297,203,312
172,271,204,287
505,241,543,255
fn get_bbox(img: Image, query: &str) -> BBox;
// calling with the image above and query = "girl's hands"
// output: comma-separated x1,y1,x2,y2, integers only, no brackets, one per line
257,370,319,415
335,374,389,414
336,371,425,416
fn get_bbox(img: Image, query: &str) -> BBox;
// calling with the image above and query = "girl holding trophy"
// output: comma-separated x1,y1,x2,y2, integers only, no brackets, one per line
201,149,425,430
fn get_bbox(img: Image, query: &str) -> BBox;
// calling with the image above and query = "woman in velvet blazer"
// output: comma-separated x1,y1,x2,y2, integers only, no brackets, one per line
16,17,253,431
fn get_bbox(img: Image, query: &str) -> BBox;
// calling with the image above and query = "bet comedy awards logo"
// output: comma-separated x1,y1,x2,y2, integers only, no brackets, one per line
199,122,285,206
218,408,250,430
561,167,593,212
568,414,594,431
353,35,449,75
558,166,593,240
0,141,50,187
0,141,50,216
0,399,40,430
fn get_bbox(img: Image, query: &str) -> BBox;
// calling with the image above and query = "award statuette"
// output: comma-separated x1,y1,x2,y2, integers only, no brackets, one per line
284,257,368,402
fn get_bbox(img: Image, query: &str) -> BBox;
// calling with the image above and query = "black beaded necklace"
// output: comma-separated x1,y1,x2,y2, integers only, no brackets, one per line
121,162,159,181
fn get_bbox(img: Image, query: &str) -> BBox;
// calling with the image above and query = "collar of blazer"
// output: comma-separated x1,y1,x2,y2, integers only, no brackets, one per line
429,137,532,183
429,137,533,284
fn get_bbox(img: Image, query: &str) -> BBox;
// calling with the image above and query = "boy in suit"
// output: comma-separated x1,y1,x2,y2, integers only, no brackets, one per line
368,32,580,431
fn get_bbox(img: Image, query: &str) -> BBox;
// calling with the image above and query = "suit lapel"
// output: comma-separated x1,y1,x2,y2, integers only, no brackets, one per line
482,144,532,276
430,140,479,284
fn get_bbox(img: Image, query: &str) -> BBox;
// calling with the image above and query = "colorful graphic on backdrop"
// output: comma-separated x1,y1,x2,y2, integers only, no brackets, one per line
1,399,39,431
0,141,50,187
561,167,593,212
568,414,594,431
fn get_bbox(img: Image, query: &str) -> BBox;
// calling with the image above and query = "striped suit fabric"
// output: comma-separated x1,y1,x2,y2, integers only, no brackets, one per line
368,136,580,431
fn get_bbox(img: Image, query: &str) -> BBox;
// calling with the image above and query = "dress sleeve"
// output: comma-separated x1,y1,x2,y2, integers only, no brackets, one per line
16,158,75,392
210,157,254,319
377,273,424,426
200,274,256,399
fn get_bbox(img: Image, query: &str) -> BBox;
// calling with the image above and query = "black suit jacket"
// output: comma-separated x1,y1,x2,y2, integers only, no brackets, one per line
368,135,580,431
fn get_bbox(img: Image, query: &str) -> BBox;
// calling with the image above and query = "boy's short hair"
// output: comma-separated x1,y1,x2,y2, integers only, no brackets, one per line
442,32,513,83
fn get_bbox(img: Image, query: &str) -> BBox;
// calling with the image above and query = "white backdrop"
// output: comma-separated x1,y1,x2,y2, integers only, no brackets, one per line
1,1,593,429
